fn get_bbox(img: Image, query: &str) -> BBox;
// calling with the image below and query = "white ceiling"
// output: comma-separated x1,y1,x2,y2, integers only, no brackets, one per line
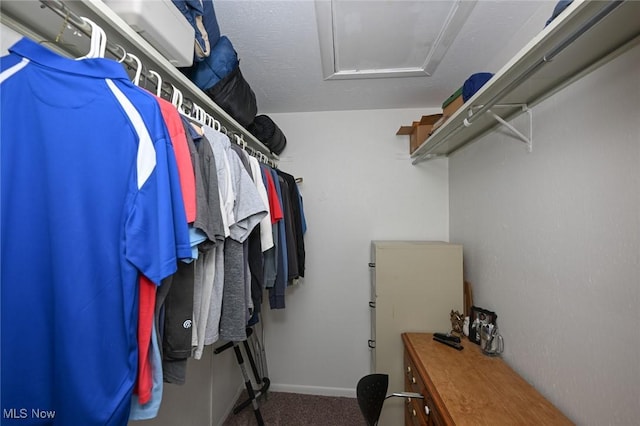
0,0,556,115
314,0,479,79
213,0,554,114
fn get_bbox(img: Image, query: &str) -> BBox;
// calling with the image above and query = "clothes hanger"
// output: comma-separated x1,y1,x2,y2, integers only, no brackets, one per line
193,104,205,125
205,113,219,132
201,110,210,127
187,109,204,135
199,107,209,126
234,134,247,150
95,23,106,58
148,70,162,97
76,17,98,59
77,17,106,59
200,109,209,126
189,103,199,122
170,85,185,114
114,44,127,63
125,53,143,86
184,102,205,135
202,112,221,133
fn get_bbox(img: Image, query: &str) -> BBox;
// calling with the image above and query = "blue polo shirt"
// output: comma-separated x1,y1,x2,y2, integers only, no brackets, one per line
1,37,190,425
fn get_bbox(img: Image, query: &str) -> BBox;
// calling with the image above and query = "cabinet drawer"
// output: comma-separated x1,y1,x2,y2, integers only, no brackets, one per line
404,373,428,425
404,394,426,426
404,350,445,426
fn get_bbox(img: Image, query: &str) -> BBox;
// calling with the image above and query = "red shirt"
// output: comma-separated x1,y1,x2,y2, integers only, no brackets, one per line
263,167,283,224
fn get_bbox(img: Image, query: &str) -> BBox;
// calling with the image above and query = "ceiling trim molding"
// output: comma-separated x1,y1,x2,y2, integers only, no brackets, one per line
314,0,477,81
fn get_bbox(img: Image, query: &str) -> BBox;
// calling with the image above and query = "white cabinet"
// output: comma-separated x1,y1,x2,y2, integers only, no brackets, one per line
369,241,463,425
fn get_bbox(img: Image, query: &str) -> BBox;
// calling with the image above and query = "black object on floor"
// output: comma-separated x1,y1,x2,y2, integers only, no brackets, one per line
215,327,271,425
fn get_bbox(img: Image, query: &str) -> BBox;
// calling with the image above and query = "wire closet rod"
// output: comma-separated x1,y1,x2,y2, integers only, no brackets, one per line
413,0,625,164
461,0,624,127
37,0,278,168
39,0,181,104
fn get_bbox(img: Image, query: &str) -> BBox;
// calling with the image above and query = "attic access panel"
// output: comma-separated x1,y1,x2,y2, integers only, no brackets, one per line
315,0,476,80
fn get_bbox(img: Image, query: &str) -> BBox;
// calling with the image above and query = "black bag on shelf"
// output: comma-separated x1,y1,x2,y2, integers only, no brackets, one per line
248,115,287,155
204,64,257,128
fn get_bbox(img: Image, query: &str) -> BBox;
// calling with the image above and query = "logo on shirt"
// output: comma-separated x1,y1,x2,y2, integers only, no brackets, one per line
183,320,192,329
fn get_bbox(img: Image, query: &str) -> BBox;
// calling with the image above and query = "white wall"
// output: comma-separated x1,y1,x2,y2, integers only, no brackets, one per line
1,23,22,53
258,108,450,396
133,346,242,426
449,44,640,425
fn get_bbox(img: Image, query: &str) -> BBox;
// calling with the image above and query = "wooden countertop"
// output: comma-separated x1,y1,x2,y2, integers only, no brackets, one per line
402,332,574,425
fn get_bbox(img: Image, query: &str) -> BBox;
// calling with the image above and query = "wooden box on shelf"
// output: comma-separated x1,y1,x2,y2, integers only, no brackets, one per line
397,114,443,154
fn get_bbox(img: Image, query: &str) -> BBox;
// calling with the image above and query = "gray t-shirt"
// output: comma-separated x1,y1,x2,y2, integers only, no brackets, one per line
219,138,267,341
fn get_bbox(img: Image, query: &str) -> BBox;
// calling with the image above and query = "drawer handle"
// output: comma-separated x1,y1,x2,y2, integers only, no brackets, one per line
412,409,417,417
412,376,416,384
425,405,430,416
406,365,411,374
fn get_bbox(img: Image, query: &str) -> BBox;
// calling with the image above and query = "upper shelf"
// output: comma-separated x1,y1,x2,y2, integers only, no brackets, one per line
0,0,278,162
411,0,640,164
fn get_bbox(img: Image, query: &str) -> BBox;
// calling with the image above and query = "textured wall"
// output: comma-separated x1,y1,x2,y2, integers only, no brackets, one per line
449,44,640,424
261,107,450,396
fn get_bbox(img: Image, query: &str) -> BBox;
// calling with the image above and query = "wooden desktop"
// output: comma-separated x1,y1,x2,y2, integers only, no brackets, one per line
401,333,573,425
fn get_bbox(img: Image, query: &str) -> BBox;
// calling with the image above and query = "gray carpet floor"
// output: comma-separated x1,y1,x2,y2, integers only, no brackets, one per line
222,391,366,426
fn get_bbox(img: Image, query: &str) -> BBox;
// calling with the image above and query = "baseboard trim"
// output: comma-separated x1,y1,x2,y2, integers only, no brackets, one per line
267,383,356,398
215,384,245,426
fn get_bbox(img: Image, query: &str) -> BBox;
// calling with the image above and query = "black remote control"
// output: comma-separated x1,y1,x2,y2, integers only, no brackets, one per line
433,336,463,350
433,332,461,343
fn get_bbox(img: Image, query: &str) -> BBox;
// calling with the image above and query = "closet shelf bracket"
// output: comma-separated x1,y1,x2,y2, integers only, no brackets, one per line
418,154,447,163
465,104,533,153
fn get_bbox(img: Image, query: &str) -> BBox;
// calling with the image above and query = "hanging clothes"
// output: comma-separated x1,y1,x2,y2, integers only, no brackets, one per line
133,92,197,405
247,156,273,325
269,168,289,309
261,165,284,290
185,117,226,361
218,135,267,341
277,170,306,280
198,126,233,348
1,33,306,426
0,37,191,426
